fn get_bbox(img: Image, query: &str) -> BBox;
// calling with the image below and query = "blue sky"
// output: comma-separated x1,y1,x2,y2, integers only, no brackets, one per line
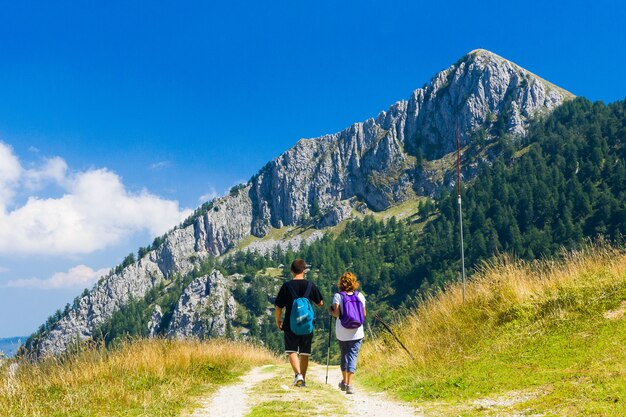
0,0,624,338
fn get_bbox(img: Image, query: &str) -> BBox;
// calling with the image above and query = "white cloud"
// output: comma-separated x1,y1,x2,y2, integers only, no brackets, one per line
149,160,171,170
6,264,110,289
198,179,246,204
0,142,23,207
24,156,68,190
0,267,8,273
0,141,193,256
199,186,219,203
230,179,246,189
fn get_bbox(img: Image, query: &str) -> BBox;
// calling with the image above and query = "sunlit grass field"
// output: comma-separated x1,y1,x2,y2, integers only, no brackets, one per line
0,338,277,417
361,245,626,416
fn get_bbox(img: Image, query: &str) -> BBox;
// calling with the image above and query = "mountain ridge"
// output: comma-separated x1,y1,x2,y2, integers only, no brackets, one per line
27,49,574,356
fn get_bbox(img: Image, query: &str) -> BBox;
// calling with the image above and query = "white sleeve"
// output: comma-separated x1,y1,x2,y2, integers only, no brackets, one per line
358,292,366,307
332,293,342,306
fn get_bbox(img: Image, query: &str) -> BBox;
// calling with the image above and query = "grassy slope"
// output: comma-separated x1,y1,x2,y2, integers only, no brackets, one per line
360,245,626,416
0,339,277,417
236,197,426,252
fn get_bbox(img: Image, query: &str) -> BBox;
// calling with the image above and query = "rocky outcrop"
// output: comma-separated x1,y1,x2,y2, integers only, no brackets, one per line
243,230,325,256
38,252,171,355
247,50,572,233
192,189,253,256
406,49,570,158
147,305,162,338
33,49,573,356
166,270,236,339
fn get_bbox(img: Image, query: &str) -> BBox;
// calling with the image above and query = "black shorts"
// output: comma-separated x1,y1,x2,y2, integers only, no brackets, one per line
284,330,313,355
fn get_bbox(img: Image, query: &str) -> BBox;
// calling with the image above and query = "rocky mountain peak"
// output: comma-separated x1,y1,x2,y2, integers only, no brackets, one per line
409,49,574,159
31,50,574,356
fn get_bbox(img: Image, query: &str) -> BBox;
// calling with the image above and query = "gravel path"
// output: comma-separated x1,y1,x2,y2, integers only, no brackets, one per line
188,365,277,417
188,363,422,417
307,365,424,417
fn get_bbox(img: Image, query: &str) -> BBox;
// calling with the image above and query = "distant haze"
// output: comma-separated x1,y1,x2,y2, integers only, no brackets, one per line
0,337,24,357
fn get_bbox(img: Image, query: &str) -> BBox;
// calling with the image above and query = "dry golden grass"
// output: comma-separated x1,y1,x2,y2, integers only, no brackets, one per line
360,244,626,415
0,338,277,417
362,244,626,374
359,244,626,416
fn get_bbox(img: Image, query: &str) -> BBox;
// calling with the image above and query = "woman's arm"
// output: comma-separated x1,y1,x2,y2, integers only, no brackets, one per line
329,303,341,318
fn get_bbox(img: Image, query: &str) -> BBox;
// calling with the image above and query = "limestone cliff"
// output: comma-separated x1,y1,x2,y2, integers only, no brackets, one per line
166,270,236,339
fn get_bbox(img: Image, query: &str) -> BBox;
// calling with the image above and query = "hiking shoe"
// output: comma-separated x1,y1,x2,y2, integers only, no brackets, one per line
300,381,307,388
346,384,355,394
294,373,304,387
338,381,347,391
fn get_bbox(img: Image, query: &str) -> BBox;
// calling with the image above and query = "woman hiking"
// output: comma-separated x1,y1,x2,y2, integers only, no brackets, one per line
329,271,366,394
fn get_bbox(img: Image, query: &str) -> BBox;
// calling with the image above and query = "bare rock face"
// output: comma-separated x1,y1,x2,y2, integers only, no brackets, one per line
248,50,572,233
33,49,573,356
166,270,236,339
35,192,250,356
193,189,253,256
38,253,170,356
406,49,571,159
242,230,325,256
147,305,163,338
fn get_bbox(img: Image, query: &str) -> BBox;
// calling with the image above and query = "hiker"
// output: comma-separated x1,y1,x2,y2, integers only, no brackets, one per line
329,271,366,395
275,259,324,387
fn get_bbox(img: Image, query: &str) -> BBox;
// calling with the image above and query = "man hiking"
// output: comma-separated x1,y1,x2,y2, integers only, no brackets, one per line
275,259,324,387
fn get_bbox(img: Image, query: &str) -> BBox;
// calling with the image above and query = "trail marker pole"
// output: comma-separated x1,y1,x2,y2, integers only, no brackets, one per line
457,125,467,303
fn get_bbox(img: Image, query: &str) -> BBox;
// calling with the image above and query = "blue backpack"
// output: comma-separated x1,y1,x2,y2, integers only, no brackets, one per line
288,281,315,335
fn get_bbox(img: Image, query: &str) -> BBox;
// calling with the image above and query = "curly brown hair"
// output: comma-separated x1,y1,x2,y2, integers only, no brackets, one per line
338,272,359,292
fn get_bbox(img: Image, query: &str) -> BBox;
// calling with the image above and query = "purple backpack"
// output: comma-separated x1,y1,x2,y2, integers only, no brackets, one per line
339,291,365,329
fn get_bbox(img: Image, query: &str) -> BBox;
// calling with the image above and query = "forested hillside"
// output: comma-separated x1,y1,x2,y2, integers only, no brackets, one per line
250,98,625,355
26,48,580,357
65,97,626,360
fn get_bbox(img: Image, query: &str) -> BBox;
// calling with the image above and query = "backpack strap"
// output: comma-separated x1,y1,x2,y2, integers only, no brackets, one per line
286,281,298,300
286,281,312,300
338,291,345,316
338,291,344,306
340,291,357,298
303,281,313,299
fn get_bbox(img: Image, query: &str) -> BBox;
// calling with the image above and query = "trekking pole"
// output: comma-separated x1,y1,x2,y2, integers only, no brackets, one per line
374,314,415,360
325,307,332,384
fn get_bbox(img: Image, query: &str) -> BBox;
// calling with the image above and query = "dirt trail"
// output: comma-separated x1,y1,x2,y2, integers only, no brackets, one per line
188,365,277,417
307,365,423,417
189,364,423,417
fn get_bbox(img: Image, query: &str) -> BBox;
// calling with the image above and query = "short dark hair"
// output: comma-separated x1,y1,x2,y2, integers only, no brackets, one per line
290,259,307,275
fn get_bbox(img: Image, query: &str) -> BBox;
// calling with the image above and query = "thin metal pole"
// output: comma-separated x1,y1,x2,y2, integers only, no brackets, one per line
457,125,467,303
326,307,332,384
